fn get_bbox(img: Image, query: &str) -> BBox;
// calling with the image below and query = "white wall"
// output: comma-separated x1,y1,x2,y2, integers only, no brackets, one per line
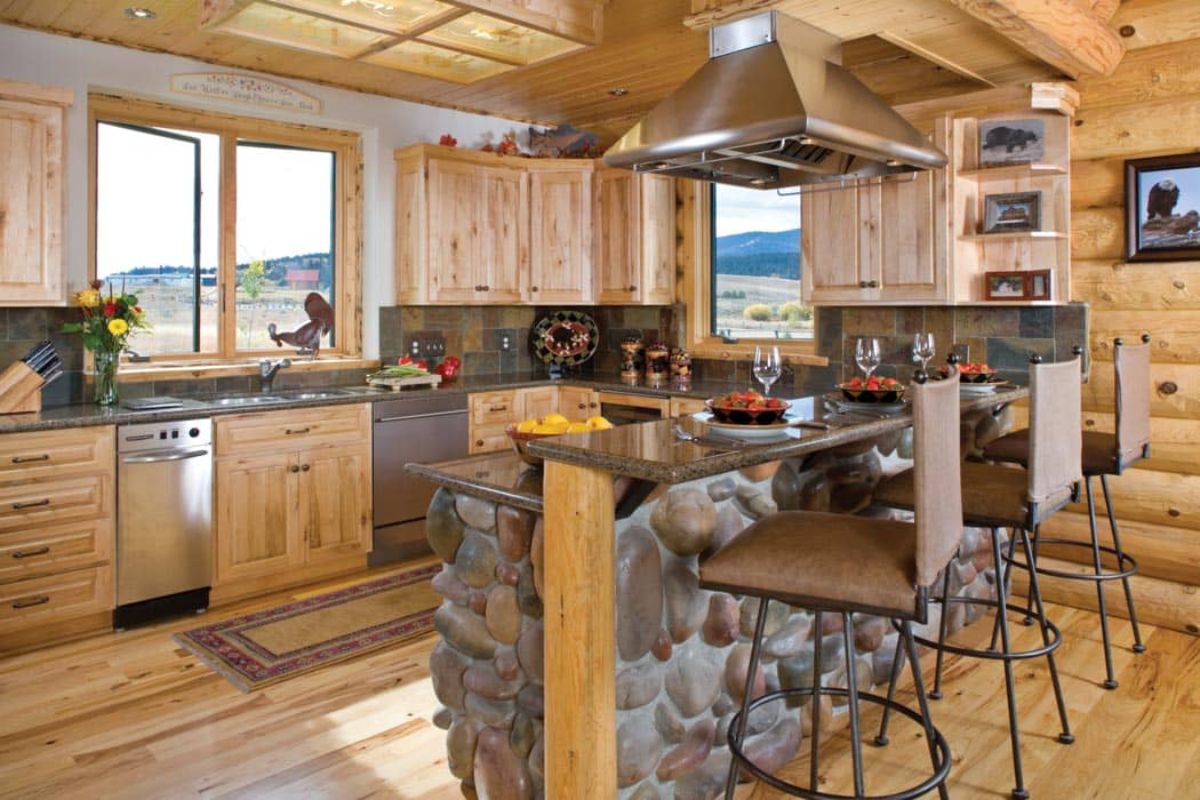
0,24,531,358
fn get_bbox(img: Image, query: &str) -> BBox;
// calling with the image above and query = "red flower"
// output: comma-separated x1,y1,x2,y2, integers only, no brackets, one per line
103,303,117,317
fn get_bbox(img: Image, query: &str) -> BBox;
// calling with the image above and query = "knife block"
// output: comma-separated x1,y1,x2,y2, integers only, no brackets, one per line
0,361,44,415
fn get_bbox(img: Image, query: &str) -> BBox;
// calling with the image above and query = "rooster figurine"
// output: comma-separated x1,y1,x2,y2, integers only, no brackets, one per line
267,293,335,360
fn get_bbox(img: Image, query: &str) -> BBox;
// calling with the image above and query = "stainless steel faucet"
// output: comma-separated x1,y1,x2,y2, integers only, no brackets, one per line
259,358,292,392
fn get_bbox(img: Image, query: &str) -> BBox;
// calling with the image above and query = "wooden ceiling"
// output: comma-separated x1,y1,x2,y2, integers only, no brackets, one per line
0,0,1194,144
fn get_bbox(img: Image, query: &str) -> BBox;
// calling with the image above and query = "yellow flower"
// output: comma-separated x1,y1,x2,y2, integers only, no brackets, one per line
75,288,101,307
107,319,129,336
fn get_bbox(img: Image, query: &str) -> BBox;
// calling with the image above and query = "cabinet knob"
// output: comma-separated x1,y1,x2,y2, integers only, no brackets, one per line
290,465,301,473
301,464,311,472
859,281,868,288
578,403,587,409
475,439,485,447
474,285,484,292
482,285,490,292
590,402,599,409
530,286,539,292
869,280,879,288
628,285,637,292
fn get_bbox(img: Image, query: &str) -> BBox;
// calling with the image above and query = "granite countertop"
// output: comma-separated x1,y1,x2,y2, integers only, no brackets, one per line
528,386,1030,484
406,452,544,513
0,370,832,435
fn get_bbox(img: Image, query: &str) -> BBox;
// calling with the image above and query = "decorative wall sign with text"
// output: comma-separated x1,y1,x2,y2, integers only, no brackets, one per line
170,73,322,114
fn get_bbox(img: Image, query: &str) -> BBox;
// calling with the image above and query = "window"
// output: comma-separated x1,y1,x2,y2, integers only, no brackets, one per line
90,96,360,362
709,183,812,341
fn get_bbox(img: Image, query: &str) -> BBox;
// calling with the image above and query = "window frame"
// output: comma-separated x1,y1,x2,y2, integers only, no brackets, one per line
679,181,826,365
87,94,363,366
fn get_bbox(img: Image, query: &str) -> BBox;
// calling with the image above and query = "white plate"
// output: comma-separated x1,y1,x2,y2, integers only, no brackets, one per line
959,381,1010,394
822,392,909,415
691,412,798,441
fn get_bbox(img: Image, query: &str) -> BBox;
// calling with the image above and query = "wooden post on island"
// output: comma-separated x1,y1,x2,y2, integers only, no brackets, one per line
543,460,617,799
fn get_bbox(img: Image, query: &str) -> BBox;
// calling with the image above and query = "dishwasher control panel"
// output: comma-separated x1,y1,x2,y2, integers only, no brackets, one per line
118,418,213,453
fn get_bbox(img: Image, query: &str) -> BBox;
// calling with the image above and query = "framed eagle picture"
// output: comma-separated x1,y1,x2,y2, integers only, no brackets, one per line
1126,153,1200,261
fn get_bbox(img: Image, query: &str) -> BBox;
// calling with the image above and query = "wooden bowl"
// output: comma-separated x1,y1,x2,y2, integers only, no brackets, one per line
705,399,790,425
837,384,906,403
506,425,555,467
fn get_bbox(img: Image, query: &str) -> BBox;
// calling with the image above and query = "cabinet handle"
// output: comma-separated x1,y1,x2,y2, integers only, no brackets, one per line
301,464,311,472
11,454,50,464
12,546,50,559
285,427,311,435
12,499,50,510
13,595,50,610
487,405,508,412
289,465,301,473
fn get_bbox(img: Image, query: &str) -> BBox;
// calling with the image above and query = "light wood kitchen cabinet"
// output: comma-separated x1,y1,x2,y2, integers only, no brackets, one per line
522,386,559,421
0,80,72,307
482,166,529,303
559,386,600,416
469,386,602,455
594,168,676,305
669,397,709,418
529,165,593,304
214,405,371,591
802,123,950,306
426,156,484,303
0,426,114,651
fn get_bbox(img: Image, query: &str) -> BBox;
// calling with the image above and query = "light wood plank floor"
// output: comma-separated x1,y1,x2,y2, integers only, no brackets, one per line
0,571,1195,799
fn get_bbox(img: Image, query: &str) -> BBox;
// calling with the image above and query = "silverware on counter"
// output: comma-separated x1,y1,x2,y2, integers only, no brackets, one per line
672,424,746,450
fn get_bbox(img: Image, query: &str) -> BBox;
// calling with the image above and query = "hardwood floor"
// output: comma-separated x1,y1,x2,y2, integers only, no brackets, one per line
0,572,1195,799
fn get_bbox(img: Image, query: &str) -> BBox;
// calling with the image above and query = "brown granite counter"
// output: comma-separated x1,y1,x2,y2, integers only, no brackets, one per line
407,452,543,513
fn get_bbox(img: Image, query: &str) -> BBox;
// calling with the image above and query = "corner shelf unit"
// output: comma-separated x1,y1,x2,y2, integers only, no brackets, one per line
949,106,1073,304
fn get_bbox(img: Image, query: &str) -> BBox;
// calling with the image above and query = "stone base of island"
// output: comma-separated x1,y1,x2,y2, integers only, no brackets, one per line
408,388,1026,799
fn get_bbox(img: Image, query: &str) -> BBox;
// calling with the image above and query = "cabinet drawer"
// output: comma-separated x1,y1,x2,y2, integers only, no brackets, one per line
0,518,112,582
471,391,518,427
0,566,112,632
470,426,512,455
0,427,114,482
0,474,111,533
216,404,370,457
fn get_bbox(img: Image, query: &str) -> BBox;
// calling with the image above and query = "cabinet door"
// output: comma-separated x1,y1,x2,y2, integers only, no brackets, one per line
639,174,676,305
521,387,559,420
559,387,599,417
876,171,947,302
595,168,639,304
427,158,483,303
300,445,371,564
482,166,529,304
801,183,866,304
0,97,66,306
530,169,592,304
215,453,302,584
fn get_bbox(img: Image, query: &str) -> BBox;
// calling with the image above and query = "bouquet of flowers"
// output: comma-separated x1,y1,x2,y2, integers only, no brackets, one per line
62,279,150,404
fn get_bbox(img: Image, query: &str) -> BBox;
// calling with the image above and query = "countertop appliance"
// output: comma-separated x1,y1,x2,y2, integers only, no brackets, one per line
603,11,946,189
371,393,469,566
115,418,213,629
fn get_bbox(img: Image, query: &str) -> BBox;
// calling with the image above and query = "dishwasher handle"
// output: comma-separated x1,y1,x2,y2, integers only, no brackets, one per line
375,409,469,424
121,448,211,465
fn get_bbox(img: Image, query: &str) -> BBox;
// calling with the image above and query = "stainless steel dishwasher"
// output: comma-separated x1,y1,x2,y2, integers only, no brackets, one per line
370,394,469,566
115,418,213,629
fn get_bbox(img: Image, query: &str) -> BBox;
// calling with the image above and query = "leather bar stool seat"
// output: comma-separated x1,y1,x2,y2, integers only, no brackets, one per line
983,428,1125,477
702,511,920,618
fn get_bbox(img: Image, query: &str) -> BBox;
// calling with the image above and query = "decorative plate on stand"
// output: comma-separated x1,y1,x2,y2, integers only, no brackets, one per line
532,310,599,368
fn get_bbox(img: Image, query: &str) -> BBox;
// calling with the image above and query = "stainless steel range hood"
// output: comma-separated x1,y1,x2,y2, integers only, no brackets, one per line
603,12,947,189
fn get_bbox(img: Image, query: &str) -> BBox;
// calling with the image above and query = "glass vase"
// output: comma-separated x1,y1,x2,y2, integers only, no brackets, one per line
93,350,120,406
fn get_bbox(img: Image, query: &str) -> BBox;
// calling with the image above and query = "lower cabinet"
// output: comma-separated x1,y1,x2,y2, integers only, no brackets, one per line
560,386,600,417
214,405,371,594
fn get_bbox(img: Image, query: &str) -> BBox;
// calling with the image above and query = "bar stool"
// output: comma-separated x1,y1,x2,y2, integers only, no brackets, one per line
698,371,958,800
983,336,1149,689
872,352,1082,800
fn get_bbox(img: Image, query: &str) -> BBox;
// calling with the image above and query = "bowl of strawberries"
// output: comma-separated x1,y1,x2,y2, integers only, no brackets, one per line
705,390,790,425
838,375,905,403
942,361,999,384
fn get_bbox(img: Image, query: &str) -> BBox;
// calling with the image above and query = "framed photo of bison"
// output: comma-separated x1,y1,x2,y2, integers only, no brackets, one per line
979,119,1045,167
1126,153,1200,262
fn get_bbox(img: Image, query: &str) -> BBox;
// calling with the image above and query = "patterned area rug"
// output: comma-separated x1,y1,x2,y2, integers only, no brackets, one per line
175,563,441,692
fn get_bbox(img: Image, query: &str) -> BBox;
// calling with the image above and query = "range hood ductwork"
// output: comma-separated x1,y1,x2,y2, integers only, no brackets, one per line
603,12,947,189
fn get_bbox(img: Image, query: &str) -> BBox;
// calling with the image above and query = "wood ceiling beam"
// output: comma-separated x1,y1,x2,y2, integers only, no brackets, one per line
1091,0,1122,22
944,0,1125,78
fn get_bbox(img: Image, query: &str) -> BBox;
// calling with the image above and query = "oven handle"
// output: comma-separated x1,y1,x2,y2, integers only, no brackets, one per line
121,449,210,465
375,410,468,424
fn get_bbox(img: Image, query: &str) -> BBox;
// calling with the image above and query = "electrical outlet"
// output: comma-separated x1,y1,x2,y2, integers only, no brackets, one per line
409,333,447,361
500,334,512,352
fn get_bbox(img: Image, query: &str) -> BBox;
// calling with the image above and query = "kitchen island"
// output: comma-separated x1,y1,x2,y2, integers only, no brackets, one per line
409,387,1027,799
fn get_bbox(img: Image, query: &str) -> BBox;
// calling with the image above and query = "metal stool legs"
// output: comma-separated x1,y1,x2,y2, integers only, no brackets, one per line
1101,475,1146,655
725,601,951,799
1085,477,1119,689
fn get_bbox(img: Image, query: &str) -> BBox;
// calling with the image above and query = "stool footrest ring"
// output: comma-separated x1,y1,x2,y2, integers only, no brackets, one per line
1003,538,1139,582
893,597,1064,661
728,686,951,800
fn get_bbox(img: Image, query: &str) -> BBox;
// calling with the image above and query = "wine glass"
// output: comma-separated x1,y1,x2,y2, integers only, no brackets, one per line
912,333,936,373
753,345,782,396
855,337,881,380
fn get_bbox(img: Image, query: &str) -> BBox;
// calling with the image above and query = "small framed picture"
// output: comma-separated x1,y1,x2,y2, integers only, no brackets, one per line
1125,153,1200,261
983,191,1042,234
984,269,1054,301
979,118,1046,167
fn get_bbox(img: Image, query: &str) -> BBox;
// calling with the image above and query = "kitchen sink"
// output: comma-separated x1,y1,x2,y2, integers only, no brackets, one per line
208,395,290,407
275,389,354,400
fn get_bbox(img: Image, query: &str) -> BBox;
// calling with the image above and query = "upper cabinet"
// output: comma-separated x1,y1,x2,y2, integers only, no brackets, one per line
0,80,73,307
595,167,676,305
394,145,674,306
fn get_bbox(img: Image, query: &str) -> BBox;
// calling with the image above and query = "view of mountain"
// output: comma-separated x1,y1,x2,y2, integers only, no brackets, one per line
714,229,802,280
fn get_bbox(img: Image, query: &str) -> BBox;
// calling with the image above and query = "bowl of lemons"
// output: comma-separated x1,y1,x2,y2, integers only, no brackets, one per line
506,413,613,466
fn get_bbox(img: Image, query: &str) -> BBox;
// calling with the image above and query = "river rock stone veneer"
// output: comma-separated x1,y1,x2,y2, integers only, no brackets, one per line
427,407,1013,799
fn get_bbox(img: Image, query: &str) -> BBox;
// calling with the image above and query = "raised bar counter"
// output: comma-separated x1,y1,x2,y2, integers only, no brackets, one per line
409,386,1027,800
